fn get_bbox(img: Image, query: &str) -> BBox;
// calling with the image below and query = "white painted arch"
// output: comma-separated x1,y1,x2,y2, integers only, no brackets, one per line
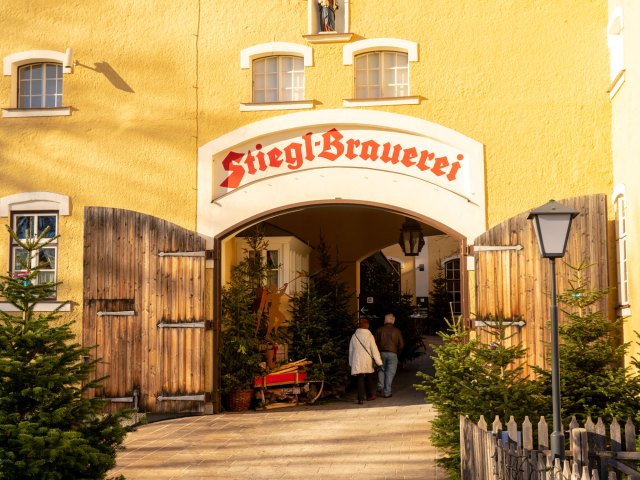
197,109,486,241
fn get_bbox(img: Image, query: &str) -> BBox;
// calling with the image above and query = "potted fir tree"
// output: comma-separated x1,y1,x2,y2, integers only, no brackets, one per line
220,231,269,411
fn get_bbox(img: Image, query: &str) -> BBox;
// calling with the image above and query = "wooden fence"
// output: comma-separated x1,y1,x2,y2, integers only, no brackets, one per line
461,415,640,479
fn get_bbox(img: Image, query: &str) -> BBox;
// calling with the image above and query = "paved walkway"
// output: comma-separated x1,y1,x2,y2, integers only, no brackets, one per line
111,340,445,479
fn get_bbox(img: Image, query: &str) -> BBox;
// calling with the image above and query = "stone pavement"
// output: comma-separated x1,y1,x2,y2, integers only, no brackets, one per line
111,339,446,479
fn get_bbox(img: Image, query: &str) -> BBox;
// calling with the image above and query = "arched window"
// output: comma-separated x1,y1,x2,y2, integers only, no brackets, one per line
240,42,313,111
614,192,630,308
18,63,63,109
355,51,408,99
3,49,73,117
253,56,305,103
343,38,418,106
607,8,625,97
443,257,461,316
0,192,71,311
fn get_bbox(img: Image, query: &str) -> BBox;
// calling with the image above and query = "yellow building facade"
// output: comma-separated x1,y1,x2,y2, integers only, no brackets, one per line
1,1,630,414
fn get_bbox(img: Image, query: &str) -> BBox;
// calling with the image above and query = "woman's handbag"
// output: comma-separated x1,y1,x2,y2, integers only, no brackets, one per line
354,332,382,372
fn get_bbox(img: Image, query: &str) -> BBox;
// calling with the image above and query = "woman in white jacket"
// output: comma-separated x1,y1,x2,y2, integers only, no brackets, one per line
349,318,383,404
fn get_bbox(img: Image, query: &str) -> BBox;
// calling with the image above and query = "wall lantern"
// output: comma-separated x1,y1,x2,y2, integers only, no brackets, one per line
398,218,425,256
527,199,579,462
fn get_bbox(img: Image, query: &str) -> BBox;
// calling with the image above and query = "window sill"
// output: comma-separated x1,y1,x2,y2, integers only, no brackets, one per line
617,305,631,317
0,301,71,312
240,100,314,112
2,106,71,118
303,32,354,44
608,69,625,100
343,96,420,107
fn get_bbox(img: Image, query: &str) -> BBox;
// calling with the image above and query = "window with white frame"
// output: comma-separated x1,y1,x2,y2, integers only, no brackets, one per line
614,194,629,307
342,38,418,106
444,258,461,316
253,56,305,103
608,8,624,84
266,250,280,287
3,49,73,117
355,51,408,99
11,212,58,296
18,63,63,109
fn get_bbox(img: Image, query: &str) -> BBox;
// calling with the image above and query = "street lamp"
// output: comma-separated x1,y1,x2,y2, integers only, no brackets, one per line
528,199,579,461
398,218,425,256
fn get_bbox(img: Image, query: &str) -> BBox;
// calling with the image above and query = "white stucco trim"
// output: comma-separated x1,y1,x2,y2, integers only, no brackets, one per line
612,183,626,204
343,96,419,107
240,43,313,69
3,107,71,118
0,192,71,217
608,6,623,34
343,38,418,65
3,49,73,109
3,48,73,75
0,302,71,312
198,109,486,242
240,101,314,112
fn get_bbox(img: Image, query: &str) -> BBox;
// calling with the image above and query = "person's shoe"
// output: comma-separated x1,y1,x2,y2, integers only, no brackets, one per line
356,400,364,405
383,394,392,398
366,395,376,401
376,386,383,394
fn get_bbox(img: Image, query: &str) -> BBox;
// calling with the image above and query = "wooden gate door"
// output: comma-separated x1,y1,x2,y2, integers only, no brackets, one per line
83,207,209,414
473,194,609,375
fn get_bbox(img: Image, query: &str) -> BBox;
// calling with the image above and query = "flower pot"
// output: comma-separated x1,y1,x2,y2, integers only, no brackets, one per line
225,388,253,412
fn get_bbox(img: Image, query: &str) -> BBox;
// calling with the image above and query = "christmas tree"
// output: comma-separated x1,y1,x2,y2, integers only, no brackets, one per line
534,261,640,423
416,314,544,478
0,225,134,479
289,236,355,395
425,267,451,335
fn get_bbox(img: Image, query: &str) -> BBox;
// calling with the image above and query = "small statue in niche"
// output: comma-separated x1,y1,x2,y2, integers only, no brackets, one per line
318,0,339,32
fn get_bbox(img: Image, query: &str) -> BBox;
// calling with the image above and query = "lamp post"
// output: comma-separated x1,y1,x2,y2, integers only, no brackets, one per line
398,218,425,256
527,200,579,461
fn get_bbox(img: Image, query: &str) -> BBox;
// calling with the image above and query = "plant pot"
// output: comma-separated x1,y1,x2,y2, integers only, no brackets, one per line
225,388,253,412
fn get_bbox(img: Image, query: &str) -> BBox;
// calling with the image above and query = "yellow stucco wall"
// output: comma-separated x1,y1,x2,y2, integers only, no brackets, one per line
609,0,640,363
0,1,613,341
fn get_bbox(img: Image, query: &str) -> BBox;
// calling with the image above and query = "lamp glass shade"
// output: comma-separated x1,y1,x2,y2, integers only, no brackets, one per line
528,200,579,259
399,221,425,256
532,214,574,258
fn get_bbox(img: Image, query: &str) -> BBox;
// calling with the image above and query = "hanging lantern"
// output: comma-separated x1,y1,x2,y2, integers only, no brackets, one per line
398,219,425,256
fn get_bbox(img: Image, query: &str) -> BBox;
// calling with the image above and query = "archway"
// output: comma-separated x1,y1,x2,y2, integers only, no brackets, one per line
197,109,486,241
198,109,486,411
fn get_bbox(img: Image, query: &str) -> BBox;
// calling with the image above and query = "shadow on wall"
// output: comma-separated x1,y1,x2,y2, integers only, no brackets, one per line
77,61,135,93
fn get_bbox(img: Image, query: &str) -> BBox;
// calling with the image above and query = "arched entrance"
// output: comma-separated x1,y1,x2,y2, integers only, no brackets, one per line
197,109,486,241
199,109,487,411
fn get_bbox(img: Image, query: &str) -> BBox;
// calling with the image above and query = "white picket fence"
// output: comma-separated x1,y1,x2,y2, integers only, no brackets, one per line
460,415,640,479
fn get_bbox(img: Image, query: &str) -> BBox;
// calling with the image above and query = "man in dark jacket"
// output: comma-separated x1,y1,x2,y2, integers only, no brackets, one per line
374,313,405,398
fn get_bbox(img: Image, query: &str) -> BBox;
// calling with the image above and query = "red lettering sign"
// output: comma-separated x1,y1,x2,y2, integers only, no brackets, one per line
218,128,464,190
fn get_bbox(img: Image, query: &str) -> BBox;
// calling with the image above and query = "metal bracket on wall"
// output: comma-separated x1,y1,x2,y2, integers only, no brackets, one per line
157,394,206,402
156,321,207,328
97,310,135,317
474,320,526,328
472,245,523,253
104,388,139,409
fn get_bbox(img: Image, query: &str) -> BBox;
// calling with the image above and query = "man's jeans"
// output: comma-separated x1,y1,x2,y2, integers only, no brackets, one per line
377,351,398,396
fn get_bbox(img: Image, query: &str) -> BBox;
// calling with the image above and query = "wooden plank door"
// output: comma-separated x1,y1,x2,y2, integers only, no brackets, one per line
83,207,208,414
473,194,609,375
